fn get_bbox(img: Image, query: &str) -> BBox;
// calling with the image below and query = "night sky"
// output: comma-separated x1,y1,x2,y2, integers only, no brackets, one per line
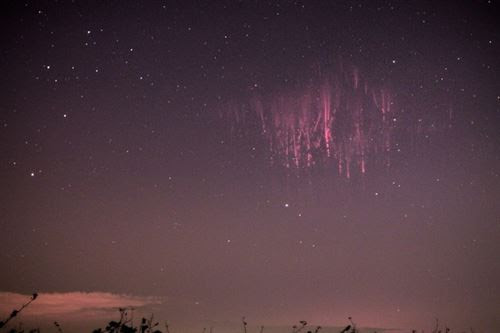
1,1,500,332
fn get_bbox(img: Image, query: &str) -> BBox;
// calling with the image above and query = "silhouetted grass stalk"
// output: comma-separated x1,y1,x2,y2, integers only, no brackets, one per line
0,293,38,329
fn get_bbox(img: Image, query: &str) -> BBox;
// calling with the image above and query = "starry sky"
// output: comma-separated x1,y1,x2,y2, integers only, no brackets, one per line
1,1,499,332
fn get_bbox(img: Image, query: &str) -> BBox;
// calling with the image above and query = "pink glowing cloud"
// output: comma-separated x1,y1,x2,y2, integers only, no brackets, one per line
0,292,162,318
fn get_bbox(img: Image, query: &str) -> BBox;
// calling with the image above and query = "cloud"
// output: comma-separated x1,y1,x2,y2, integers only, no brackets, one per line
0,291,162,318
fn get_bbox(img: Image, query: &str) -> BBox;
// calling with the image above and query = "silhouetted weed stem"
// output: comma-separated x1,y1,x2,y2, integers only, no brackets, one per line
339,325,351,333
291,320,307,333
54,321,63,333
242,317,248,333
0,293,38,329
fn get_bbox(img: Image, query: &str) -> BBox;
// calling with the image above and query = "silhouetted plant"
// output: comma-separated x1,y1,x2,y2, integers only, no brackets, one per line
92,308,163,333
0,305,482,333
241,317,247,333
291,320,307,333
54,321,63,333
339,325,351,333
0,293,38,330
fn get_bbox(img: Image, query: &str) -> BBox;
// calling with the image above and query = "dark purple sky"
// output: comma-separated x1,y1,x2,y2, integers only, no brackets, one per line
1,1,499,332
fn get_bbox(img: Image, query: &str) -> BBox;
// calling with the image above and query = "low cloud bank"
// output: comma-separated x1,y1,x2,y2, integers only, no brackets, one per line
0,291,162,318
